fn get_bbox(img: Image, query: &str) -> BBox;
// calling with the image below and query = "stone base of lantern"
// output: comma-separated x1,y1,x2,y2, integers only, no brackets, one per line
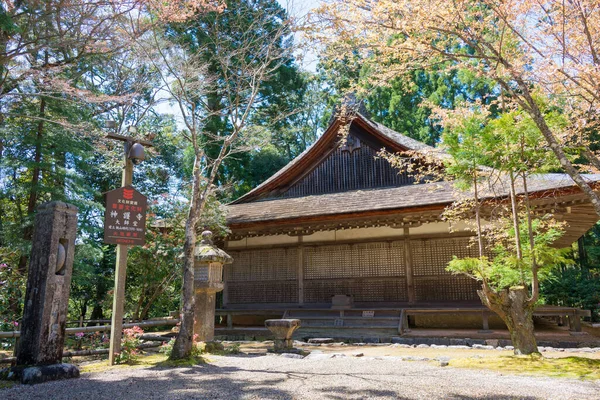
193,285,223,342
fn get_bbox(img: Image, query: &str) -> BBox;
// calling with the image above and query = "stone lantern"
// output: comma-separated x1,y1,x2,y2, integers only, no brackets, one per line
193,230,233,342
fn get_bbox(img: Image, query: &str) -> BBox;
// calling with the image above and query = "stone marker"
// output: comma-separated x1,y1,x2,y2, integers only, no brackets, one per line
265,319,301,352
193,231,232,342
16,202,79,383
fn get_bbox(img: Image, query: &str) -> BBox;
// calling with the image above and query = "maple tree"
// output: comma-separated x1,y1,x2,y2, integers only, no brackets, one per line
310,0,600,214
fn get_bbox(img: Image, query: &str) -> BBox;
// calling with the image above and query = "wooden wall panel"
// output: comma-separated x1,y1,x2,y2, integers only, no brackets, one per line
304,241,406,279
225,236,486,305
303,241,407,303
304,278,408,303
411,237,482,301
273,136,414,199
226,248,298,304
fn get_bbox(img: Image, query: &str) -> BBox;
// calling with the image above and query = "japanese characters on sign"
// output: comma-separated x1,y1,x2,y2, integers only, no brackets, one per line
103,186,147,245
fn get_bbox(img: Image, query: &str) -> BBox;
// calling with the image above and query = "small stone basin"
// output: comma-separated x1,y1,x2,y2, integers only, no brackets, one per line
265,319,301,351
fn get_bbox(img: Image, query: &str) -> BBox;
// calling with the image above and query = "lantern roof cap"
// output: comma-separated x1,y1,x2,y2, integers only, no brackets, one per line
194,231,233,264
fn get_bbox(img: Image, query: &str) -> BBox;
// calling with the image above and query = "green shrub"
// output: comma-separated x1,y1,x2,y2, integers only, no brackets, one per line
115,326,144,364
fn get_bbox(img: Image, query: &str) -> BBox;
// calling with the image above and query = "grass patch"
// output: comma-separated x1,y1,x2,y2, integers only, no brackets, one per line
450,355,600,380
79,352,209,373
79,353,169,374
156,356,207,368
0,380,16,390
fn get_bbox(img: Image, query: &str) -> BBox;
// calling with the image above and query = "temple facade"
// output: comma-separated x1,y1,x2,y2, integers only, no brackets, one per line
222,113,600,315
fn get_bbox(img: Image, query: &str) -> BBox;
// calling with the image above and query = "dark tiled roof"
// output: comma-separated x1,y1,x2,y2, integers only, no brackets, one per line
226,174,600,225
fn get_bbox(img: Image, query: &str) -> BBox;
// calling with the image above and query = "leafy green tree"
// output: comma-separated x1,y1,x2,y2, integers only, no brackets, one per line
139,0,301,359
442,105,568,354
230,72,327,197
316,42,498,146
166,0,306,195
542,226,600,322
365,69,497,145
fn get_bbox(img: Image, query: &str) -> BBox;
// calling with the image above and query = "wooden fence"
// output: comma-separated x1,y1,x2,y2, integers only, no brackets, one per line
0,317,179,364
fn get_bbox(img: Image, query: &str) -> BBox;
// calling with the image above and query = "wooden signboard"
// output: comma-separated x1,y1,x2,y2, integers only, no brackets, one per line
103,186,147,245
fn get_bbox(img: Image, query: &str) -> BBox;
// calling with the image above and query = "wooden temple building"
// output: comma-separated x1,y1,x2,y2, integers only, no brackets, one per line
219,112,599,333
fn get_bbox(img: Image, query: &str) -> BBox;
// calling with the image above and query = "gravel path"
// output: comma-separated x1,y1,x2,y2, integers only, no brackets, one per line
3,354,600,400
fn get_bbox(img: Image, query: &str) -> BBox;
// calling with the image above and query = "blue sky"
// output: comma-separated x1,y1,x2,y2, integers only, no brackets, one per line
277,0,322,72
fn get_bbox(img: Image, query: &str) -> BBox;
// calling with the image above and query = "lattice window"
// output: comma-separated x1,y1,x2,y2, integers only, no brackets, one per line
411,237,480,276
226,251,251,282
414,276,481,302
227,281,298,304
304,241,405,280
304,278,407,303
304,244,353,279
226,248,298,304
227,248,297,282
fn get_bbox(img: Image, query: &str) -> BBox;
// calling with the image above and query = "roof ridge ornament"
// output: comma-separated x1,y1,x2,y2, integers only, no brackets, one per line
329,93,370,125
341,134,362,153
201,230,213,245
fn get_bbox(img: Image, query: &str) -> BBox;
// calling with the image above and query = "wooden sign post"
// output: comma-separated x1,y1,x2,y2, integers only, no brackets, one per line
104,133,151,365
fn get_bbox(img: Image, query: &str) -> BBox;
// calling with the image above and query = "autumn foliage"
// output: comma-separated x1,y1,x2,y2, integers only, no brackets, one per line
310,0,600,216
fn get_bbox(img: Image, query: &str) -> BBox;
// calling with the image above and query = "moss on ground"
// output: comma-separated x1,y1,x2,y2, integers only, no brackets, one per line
79,353,169,374
156,356,207,368
450,355,600,380
0,380,16,389
79,353,210,373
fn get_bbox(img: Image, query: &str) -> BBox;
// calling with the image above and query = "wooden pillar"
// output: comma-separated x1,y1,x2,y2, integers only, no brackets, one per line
298,236,304,306
398,309,410,334
222,249,229,308
569,311,582,333
479,312,492,333
404,227,415,303
482,312,490,331
222,282,229,307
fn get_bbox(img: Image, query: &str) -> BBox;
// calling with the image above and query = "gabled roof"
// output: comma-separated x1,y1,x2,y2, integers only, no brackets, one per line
226,113,600,243
232,113,436,204
227,173,600,227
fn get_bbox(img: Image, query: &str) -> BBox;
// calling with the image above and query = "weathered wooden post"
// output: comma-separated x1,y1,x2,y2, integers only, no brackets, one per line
15,201,79,384
104,131,152,365
193,231,232,342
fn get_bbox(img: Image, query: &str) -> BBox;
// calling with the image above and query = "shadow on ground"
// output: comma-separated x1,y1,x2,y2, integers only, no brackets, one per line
0,353,593,400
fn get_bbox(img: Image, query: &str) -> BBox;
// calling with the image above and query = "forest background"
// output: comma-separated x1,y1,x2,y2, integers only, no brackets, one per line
1,0,599,343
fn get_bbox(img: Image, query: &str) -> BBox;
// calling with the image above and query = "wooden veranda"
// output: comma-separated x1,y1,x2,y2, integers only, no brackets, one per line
217,305,590,334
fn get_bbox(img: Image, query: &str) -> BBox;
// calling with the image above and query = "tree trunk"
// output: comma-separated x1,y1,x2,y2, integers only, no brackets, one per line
170,154,203,360
89,305,104,326
508,172,522,260
577,236,586,266
473,178,485,257
521,174,539,305
140,281,170,321
18,96,47,273
478,286,539,355
519,87,600,217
